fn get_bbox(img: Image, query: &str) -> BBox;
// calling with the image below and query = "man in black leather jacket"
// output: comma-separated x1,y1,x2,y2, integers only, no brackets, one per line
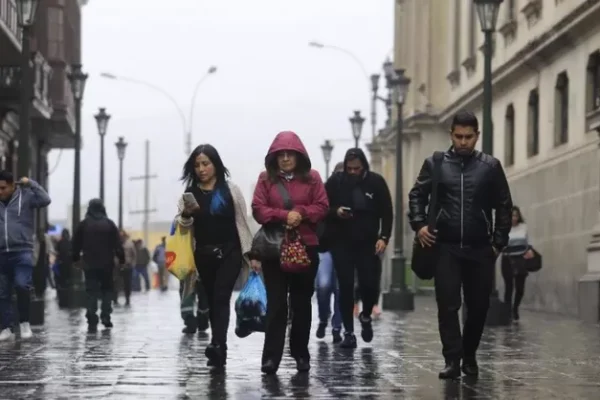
408,111,513,379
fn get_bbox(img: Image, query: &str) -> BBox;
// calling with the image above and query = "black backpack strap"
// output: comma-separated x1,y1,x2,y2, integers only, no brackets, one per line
275,181,294,210
427,151,444,230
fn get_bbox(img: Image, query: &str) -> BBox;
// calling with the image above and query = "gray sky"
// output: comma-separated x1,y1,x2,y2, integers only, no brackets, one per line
47,0,393,228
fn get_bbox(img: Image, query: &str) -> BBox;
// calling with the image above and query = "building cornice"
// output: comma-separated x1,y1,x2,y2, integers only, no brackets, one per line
439,0,600,125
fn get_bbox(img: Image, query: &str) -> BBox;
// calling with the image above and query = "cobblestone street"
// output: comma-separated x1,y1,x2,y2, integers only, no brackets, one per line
0,290,598,399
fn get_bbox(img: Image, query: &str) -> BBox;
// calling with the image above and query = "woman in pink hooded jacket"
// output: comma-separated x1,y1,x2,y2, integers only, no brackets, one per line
251,131,329,374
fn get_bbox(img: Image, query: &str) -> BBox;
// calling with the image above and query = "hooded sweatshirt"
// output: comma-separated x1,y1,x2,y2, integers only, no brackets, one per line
325,148,393,245
252,131,329,247
72,199,124,269
0,179,51,253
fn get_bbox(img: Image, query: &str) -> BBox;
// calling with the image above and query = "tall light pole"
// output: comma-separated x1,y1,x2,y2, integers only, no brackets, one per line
187,66,217,154
94,107,110,202
115,137,128,230
371,59,395,130
15,0,40,178
320,139,334,178
474,0,507,326
382,68,413,311
349,110,365,148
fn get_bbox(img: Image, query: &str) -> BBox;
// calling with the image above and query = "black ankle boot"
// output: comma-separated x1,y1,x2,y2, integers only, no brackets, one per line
316,322,326,339
296,358,310,372
261,359,277,375
461,357,479,376
339,333,357,349
205,343,225,367
438,360,461,379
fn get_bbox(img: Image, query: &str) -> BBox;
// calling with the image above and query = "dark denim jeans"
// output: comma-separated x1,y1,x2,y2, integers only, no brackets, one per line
0,251,33,329
315,251,342,331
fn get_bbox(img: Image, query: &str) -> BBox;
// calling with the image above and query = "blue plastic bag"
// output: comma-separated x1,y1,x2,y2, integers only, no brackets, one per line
235,271,267,338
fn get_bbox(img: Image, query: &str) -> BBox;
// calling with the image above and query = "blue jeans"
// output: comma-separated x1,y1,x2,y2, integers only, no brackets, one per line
315,251,342,331
0,251,33,329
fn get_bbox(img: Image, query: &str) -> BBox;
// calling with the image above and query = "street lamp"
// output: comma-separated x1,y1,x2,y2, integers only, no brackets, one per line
115,137,128,230
94,107,111,202
382,68,414,312
320,139,334,178
349,110,365,148
474,0,508,327
66,63,88,309
16,0,40,26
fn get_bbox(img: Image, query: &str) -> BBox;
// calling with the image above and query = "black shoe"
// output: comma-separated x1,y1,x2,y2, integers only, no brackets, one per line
125,299,131,307
339,333,357,349
461,357,479,377
101,317,113,328
197,312,210,332
512,309,520,321
316,322,326,339
182,325,197,334
205,343,225,368
332,329,342,344
87,324,98,333
359,313,373,343
438,360,461,379
261,359,277,375
296,358,310,372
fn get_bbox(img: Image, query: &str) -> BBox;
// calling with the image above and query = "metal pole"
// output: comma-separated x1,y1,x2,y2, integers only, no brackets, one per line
72,97,81,233
118,158,123,230
99,135,105,202
354,138,359,148
185,132,191,155
382,101,414,311
143,140,150,245
371,95,377,139
17,26,31,177
325,160,330,179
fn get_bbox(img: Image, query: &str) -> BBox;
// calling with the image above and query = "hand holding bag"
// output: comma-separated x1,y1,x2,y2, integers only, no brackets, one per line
411,151,444,280
251,181,293,260
280,228,312,273
165,221,196,281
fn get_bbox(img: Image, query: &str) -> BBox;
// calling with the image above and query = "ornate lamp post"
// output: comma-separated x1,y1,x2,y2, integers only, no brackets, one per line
115,137,128,230
94,107,111,202
474,0,508,326
382,68,413,311
349,110,365,148
320,139,334,178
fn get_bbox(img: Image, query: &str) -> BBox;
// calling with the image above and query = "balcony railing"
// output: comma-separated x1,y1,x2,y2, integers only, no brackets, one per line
0,0,23,48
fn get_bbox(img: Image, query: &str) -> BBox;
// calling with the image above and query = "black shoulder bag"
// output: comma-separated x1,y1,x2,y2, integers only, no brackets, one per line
411,151,444,280
251,181,293,261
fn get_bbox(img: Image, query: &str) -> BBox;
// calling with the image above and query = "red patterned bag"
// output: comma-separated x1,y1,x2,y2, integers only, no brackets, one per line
280,228,311,273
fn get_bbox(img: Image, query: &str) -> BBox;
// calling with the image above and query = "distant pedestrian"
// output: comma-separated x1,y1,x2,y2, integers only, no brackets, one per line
117,230,136,306
153,237,168,291
134,240,151,292
72,199,124,333
0,172,51,341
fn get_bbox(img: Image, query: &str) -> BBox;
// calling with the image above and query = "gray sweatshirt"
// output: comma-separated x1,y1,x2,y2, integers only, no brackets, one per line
0,180,51,253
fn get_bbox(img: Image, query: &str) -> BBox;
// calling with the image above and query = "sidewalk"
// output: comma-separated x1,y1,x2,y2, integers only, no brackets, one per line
0,290,598,399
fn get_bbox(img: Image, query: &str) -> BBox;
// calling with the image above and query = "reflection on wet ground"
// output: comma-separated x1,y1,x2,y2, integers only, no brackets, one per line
0,291,598,398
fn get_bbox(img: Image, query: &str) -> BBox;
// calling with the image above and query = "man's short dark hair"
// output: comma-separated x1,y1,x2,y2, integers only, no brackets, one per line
0,170,14,184
451,110,479,132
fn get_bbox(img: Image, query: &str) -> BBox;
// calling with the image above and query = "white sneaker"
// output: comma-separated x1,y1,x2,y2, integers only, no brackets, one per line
0,328,14,341
20,322,32,339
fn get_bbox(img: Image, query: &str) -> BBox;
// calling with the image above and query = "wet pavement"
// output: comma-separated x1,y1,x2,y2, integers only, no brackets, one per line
0,290,599,399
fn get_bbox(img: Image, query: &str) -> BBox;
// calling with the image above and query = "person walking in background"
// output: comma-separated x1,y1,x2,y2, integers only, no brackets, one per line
55,229,72,307
325,148,393,349
118,230,136,306
153,237,168,291
315,161,344,344
176,143,255,368
501,206,534,322
252,131,328,374
408,111,512,379
134,240,151,292
72,199,125,333
0,172,51,341
180,276,210,334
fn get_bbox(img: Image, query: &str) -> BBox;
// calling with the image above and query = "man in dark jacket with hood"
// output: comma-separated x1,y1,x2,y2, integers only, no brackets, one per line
325,148,393,349
72,199,124,333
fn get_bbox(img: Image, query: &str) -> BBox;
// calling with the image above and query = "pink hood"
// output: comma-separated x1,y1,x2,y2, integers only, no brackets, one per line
265,131,311,169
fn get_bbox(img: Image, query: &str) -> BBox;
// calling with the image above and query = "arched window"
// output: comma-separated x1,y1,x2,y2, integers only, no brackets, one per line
527,89,539,157
554,72,569,146
504,104,515,166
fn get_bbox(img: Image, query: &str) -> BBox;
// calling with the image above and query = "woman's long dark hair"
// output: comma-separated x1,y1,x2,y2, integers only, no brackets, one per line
265,150,311,183
512,206,525,224
181,144,231,214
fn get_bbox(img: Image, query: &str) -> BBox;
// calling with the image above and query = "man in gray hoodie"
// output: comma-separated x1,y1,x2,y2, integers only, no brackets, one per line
0,171,51,341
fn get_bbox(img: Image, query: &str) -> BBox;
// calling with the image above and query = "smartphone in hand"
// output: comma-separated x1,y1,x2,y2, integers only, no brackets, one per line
182,193,199,209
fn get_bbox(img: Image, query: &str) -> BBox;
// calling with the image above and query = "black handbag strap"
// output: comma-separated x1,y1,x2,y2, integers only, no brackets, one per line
275,181,294,210
427,151,444,230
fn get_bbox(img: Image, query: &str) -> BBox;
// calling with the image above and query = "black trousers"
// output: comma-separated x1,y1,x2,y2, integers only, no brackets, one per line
84,268,114,325
331,242,380,333
262,247,318,367
501,256,527,311
194,244,242,348
114,267,132,303
434,244,495,361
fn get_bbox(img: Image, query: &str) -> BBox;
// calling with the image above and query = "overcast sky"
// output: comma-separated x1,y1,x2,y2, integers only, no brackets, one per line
47,0,393,229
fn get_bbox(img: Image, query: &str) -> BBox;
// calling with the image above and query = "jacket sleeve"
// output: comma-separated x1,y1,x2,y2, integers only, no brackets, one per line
71,221,84,263
408,158,432,233
491,160,513,250
175,196,194,227
376,175,394,240
294,171,329,223
26,180,51,208
251,174,288,224
112,222,125,264
325,173,342,219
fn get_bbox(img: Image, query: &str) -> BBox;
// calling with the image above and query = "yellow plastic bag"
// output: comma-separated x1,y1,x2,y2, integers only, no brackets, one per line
165,223,196,281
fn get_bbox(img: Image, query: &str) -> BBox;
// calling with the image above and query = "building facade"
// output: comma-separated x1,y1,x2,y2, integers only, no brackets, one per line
369,0,600,318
